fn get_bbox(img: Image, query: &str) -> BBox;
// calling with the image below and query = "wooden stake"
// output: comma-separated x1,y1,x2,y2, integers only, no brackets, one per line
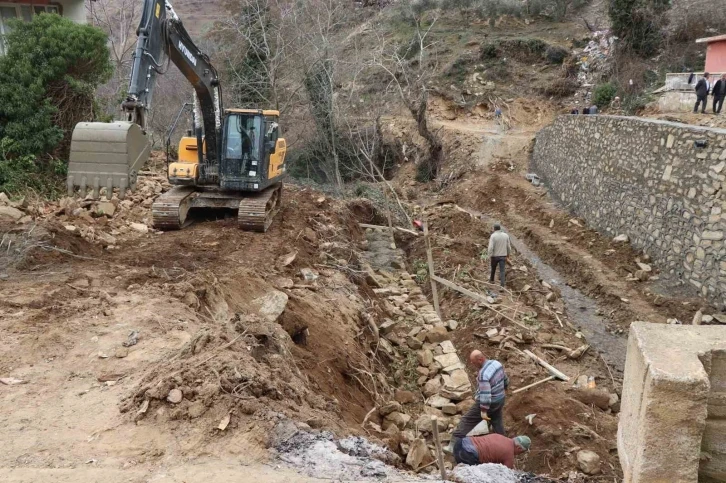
511,375,556,394
423,219,441,318
430,416,447,480
430,274,533,332
523,349,570,381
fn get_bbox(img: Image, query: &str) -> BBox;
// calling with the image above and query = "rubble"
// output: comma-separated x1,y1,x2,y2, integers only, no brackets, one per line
0,206,23,220
130,222,149,234
405,438,434,470
166,388,183,404
577,450,601,475
452,463,519,483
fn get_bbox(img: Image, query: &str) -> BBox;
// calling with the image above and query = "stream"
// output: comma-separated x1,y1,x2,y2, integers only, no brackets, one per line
458,206,627,375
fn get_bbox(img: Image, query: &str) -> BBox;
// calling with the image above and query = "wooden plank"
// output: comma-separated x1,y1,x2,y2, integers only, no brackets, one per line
430,274,533,332
358,223,419,237
511,375,555,394
523,349,570,381
430,416,447,480
423,219,441,318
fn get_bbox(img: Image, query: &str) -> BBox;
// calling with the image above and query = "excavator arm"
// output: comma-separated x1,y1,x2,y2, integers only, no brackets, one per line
67,0,223,198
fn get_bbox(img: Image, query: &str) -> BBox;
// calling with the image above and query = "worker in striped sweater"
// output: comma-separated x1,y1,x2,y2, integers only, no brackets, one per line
452,350,510,442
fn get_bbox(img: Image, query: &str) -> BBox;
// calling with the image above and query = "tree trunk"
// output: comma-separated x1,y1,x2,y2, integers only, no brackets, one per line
408,93,442,181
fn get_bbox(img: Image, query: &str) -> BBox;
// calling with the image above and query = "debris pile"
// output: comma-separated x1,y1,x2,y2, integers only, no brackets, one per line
0,160,168,254
571,30,616,107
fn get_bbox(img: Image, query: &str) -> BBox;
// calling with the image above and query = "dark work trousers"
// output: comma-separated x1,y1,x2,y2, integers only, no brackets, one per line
452,399,506,440
694,95,708,113
490,256,507,286
714,96,725,114
453,438,480,465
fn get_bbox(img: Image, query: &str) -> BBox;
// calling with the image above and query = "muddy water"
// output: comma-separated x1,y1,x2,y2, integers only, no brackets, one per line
458,206,627,375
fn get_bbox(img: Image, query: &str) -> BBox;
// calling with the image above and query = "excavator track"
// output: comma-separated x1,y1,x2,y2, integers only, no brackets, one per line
152,186,196,230
238,183,283,233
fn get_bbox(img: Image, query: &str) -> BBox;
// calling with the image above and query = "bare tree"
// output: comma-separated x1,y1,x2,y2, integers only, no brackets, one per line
87,0,140,117
213,0,303,113
370,1,443,182
293,0,355,188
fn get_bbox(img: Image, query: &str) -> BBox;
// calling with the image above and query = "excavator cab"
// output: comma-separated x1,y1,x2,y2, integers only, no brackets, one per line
219,109,286,192
165,109,286,191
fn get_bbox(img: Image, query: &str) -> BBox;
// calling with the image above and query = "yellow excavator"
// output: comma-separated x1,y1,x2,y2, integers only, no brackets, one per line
67,0,286,232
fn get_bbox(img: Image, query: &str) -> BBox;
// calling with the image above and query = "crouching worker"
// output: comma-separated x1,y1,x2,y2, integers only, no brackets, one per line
454,434,531,468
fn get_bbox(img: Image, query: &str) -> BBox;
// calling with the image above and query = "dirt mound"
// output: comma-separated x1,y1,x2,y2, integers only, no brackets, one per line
119,310,336,430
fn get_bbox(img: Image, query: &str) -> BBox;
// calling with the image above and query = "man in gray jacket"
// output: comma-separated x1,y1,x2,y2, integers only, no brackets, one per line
488,223,511,287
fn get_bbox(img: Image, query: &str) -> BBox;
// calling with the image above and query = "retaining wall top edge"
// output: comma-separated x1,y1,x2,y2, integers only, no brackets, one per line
553,114,726,136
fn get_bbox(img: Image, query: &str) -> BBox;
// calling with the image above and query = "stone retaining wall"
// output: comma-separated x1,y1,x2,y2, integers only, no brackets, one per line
360,225,473,470
532,115,726,305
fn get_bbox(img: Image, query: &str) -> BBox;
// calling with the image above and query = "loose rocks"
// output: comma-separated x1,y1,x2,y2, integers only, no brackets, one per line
167,389,183,404
577,450,601,475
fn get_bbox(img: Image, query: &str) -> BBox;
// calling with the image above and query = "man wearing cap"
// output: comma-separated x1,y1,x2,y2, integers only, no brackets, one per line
454,433,531,468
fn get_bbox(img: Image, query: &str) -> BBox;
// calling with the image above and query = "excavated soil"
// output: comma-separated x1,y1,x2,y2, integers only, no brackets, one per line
0,184,398,479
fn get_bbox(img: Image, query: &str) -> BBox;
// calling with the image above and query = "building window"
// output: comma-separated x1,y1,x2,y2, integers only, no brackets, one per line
0,3,62,55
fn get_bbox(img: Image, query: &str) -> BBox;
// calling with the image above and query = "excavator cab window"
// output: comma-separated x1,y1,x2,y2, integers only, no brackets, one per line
225,114,261,162
265,120,279,154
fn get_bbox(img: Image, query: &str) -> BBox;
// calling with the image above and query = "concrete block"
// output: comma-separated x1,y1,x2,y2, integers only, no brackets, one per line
619,323,726,483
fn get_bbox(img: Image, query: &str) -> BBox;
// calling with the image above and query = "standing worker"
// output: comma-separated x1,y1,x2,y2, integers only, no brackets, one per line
694,72,711,114
488,223,511,287
452,350,509,444
454,434,531,468
713,74,726,115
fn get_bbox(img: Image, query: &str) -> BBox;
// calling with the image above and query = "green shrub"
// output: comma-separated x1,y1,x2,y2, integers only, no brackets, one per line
622,93,650,114
0,14,111,196
592,82,618,108
544,45,569,64
608,0,671,57
480,43,499,60
0,14,112,159
0,140,66,197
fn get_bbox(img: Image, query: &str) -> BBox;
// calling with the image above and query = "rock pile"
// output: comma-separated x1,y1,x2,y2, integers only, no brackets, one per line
0,170,169,250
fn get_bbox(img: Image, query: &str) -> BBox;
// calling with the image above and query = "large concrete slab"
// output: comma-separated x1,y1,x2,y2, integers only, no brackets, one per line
619,322,726,482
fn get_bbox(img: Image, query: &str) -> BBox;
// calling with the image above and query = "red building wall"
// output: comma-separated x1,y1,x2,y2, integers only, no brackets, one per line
705,40,726,73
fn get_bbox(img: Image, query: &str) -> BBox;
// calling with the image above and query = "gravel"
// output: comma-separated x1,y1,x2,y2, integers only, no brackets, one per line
453,464,519,483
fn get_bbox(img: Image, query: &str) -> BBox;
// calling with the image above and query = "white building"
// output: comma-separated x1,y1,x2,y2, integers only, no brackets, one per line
0,0,90,54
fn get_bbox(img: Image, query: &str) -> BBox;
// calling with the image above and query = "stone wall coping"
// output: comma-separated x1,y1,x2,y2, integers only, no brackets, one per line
549,114,726,136
631,322,726,384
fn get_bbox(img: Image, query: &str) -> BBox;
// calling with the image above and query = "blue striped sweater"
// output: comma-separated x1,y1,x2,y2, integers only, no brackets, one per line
477,359,509,411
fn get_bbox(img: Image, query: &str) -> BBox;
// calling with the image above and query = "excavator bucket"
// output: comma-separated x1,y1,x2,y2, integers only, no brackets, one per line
67,122,151,199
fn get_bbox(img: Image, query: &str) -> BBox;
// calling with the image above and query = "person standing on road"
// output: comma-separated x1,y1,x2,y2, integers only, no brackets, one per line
488,223,511,287
454,434,531,468
694,72,711,114
713,74,726,114
452,350,510,443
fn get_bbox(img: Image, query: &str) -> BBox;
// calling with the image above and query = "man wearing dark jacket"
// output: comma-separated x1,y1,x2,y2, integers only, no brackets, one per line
694,72,711,114
713,74,726,114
